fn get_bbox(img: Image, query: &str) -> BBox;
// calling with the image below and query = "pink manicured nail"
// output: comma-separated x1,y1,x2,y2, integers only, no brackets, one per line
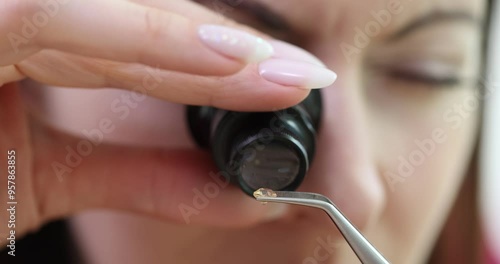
259,59,337,89
269,40,325,67
198,24,274,63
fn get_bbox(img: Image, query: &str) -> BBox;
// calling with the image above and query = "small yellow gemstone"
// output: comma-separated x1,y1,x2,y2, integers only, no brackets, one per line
253,188,277,198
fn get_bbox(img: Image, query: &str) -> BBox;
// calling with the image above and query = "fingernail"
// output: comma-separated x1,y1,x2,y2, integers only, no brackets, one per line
198,24,274,63
259,59,337,89
263,203,289,221
269,40,326,67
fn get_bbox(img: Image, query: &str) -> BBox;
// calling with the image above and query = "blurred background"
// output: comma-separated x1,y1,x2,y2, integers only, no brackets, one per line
481,0,500,263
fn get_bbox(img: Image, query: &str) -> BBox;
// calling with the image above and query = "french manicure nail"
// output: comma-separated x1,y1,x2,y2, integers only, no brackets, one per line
198,24,274,63
269,40,326,67
259,59,337,89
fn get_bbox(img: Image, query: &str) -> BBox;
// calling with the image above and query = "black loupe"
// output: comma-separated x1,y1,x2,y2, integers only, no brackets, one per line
187,90,322,196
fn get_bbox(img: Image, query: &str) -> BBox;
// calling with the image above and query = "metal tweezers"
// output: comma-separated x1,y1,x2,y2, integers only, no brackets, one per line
253,188,390,264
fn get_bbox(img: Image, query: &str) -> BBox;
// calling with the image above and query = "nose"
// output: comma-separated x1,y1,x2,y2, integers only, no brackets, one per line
291,70,387,234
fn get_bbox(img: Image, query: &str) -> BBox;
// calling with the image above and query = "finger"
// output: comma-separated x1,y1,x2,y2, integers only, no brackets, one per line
0,83,40,238
1,0,273,75
18,50,313,110
132,0,240,25
132,0,264,35
0,65,26,86
0,82,284,239
31,119,287,228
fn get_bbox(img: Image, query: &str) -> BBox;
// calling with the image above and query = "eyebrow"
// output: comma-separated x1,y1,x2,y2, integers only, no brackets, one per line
389,11,482,41
216,1,482,41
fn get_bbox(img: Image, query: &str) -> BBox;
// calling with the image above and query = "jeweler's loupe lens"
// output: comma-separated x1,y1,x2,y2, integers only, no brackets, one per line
239,141,303,191
187,90,322,196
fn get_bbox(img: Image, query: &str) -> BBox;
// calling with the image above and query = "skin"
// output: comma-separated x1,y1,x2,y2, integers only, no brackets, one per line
0,0,486,263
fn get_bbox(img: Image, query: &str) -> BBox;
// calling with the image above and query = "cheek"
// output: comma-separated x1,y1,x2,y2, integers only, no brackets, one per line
370,87,480,246
22,84,193,148
369,85,481,190
381,112,478,203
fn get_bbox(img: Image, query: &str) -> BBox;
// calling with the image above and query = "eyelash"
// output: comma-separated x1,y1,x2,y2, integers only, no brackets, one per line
384,68,462,87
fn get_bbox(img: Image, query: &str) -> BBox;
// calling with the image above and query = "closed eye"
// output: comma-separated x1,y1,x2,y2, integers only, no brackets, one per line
384,68,462,87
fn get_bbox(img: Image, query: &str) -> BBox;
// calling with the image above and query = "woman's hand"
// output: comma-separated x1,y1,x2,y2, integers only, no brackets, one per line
1,0,325,109
0,0,336,245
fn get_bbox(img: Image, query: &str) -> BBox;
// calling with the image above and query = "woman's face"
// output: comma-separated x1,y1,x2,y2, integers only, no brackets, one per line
39,0,486,263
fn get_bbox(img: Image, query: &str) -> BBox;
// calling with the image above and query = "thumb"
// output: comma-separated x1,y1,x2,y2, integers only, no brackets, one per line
32,110,287,228
0,83,287,243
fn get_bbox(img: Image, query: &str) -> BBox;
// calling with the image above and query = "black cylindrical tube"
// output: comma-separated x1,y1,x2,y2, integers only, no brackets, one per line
187,90,322,196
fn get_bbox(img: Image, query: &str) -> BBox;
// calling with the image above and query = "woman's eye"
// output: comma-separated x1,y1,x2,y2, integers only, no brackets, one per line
385,68,462,87
374,60,465,88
